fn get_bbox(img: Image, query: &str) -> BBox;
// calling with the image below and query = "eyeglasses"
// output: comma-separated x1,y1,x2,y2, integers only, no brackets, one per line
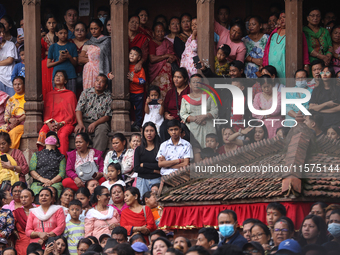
77,249,87,254
274,228,289,233
75,29,85,32
98,14,108,18
309,15,321,18
250,233,265,239
101,193,111,197
320,71,331,75
243,250,259,254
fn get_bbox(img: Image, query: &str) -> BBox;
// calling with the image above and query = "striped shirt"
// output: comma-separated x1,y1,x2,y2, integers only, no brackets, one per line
63,221,85,255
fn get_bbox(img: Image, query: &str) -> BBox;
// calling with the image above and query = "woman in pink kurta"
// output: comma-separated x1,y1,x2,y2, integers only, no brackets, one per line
252,75,283,139
85,186,120,240
215,20,247,63
180,18,198,78
25,188,65,246
82,45,100,90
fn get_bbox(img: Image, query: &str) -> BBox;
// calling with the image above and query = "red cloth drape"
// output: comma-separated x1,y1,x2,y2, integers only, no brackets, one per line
159,202,314,230
44,88,77,125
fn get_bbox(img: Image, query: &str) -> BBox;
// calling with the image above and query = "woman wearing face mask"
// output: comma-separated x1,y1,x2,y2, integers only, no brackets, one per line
29,131,66,197
324,209,340,248
285,69,313,127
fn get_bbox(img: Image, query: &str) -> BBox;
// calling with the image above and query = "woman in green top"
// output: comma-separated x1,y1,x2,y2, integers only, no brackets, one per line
303,8,332,66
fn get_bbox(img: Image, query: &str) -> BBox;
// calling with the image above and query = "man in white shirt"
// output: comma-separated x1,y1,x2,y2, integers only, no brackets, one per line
157,120,192,175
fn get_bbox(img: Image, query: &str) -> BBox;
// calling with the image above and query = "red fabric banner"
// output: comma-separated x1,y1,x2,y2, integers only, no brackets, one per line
159,202,315,230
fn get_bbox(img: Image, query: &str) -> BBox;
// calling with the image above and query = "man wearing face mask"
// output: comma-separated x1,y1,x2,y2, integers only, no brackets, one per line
217,209,247,249
323,209,340,251
285,69,313,127
97,6,110,25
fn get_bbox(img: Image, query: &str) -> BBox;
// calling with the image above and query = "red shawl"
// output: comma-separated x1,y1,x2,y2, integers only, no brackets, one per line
129,33,149,50
13,208,27,230
182,93,209,106
44,88,77,125
148,39,176,83
138,26,153,40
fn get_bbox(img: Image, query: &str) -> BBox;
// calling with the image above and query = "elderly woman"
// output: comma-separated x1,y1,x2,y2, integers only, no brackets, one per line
165,17,180,44
331,25,340,73
242,16,269,78
37,70,77,157
159,68,190,142
0,76,25,149
0,22,18,97
303,8,332,67
180,18,198,78
0,132,28,183
29,131,66,197
2,181,27,211
85,186,120,240
0,189,15,239
109,184,128,216
149,22,177,98
13,189,35,255
215,20,246,63
62,133,104,192
180,74,218,148
128,15,149,73
79,19,111,90
264,12,310,83
272,216,295,251
120,187,156,245
26,188,66,246
103,133,133,179
136,8,153,39
174,13,192,60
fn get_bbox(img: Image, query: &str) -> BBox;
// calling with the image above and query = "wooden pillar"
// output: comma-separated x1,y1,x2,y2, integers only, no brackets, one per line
110,0,131,132
197,0,215,72
21,0,43,158
285,0,303,80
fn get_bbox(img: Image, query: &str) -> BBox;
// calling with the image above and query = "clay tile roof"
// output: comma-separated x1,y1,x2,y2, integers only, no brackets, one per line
159,126,340,204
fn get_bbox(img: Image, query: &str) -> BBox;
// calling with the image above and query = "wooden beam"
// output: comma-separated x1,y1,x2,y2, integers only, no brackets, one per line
110,0,131,132
197,0,215,72
285,0,303,81
21,0,43,159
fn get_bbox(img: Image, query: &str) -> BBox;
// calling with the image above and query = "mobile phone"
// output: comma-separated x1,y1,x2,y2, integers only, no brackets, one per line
0,154,8,162
17,28,24,37
149,99,160,105
193,56,202,69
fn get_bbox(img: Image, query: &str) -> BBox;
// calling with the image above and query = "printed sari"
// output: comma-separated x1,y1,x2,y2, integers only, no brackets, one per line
149,39,177,98
0,93,25,149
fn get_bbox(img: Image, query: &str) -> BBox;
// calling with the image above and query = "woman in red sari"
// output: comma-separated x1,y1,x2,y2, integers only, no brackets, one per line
13,189,35,255
136,8,153,39
149,22,178,98
129,15,149,73
120,187,156,245
37,70,77,157
41,14,57,100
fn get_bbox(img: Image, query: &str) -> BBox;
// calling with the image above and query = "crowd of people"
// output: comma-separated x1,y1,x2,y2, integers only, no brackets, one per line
0,2,340,255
